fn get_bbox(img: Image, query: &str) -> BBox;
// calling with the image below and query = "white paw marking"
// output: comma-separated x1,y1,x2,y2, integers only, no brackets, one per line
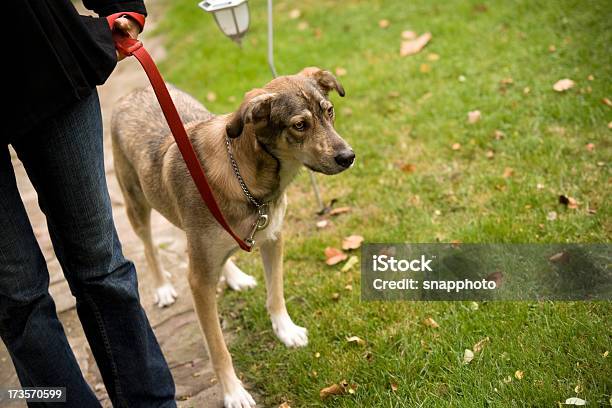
271,313,308,348
223,382,256,408
154,283,177,308
224,262,257,292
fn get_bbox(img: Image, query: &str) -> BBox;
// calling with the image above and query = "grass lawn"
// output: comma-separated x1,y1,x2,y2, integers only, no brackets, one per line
157,0,611,406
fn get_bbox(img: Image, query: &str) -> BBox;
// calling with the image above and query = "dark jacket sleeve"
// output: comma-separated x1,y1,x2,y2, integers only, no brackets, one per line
82,0,147,17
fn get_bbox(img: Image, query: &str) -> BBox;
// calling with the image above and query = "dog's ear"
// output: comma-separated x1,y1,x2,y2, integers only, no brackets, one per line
226,91,277,138
299,66,345,97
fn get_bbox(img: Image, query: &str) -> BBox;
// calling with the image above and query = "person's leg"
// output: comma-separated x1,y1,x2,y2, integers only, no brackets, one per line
12,90,176,408
0,146,101,408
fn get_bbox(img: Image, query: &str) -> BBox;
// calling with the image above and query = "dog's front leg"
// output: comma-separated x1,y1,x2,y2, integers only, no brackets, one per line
187,241,255,408
260,232,308,348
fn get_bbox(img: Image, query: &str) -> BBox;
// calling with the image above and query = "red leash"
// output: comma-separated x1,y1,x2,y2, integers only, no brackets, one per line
107,13,252,252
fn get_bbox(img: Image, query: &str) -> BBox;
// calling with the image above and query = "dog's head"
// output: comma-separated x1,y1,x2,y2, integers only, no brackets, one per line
226,67,354,175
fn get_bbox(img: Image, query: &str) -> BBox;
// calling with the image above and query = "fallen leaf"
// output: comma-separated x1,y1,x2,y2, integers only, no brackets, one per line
485,150,495,159
331,292,340,301
400,163,416,173
346,336,366,346
206,91,217,102
423,317,440,328
502,167,514,178
547,211,558,221
494,130,505,140
342,235,364,250
559,195,578,209
602,97,612,107
316,219,330,229
420,63,431,73
427,52,440,61
452,143,461,151
329,206,352,216
319,383,344,399
523,87,531,94
325,247,347,265
603,350,609,358
335,67,347,77
378,19,390,29
500,77,513,85
514,370,524,380
297,21,309,31
279,403,291,408
585,143,595,151
289,9,301,19
458,75,467,82
485,271,503,286
401,30,417,40
463,349,474,364
564,397,586,406
315,352,321,358
344,284,353,291
400,32,432,57
549,251,570,264
587,74,594,81
341,255,359,272
574,384,583,393
390,382,398,392
469,301,479,311
473,337,490,353
548,44,556,52
503,375,512,384
553,78,575,92
468,110,481,124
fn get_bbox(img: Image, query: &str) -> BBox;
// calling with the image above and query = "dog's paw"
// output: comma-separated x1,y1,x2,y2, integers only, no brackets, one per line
223,384,256,408
224,264,257,292
271,313,308,348
154,283,177,308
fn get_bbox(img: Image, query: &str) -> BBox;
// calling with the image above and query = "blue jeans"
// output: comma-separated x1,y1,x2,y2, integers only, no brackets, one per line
0,90,176,407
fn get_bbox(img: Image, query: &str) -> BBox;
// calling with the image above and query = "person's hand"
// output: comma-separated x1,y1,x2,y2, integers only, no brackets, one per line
112,16,142,61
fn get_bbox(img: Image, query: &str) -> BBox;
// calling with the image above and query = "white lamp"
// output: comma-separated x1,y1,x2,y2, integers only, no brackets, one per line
198,0,250,44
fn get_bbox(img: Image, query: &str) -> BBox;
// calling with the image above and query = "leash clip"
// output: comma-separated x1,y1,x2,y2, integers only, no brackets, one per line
245,204,270,247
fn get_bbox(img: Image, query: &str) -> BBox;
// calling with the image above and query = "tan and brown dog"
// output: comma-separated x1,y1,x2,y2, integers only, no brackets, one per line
111,67,353,407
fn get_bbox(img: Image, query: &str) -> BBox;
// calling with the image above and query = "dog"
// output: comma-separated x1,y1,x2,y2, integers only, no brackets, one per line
111,67,354,407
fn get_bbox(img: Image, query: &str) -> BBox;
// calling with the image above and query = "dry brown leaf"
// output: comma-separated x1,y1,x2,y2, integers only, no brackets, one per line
206,91,217,102
494,130,505,140
549,251,570,264
502,167,514,178
279,403,291,408
319,383,344,399
325,247,347,265
346,336,366,346
452,143,461,151
485,271,503,286
400,32,432,57
485,150,495,159
420,63,431,73
548,44,556,52
390,382,398,392
329,206,352,216
468,110,481,124
297,21,309,31
602,97,612,107
559,195,578,209
423,317,440,328
427,53,440,61
378,19,390,29
553,78,575,92
473,337,490,353
401,30,417,40
586,143,595,152
514,370,524,380
400,163,416,173
331,292,340,301
342,235,364,250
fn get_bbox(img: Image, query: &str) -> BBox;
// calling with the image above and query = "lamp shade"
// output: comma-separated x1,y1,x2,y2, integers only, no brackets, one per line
198,0,250,44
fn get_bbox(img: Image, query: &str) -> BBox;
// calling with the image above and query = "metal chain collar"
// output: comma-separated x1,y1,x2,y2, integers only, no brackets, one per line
224,135,265,209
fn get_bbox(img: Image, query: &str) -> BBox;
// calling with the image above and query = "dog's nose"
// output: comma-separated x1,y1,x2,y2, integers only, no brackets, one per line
334,149,355,168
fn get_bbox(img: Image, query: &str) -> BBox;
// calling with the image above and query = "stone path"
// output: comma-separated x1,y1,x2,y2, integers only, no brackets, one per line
0,2,227,406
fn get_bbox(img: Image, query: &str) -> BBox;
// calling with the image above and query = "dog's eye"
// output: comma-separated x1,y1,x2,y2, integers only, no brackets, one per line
293,121,306,131
327,106,334,118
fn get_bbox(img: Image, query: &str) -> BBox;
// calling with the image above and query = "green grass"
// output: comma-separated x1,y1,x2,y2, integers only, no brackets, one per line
157,0,611,406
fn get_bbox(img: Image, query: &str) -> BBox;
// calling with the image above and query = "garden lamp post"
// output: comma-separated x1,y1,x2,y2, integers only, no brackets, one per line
199,0,326,212
198,0,250,45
